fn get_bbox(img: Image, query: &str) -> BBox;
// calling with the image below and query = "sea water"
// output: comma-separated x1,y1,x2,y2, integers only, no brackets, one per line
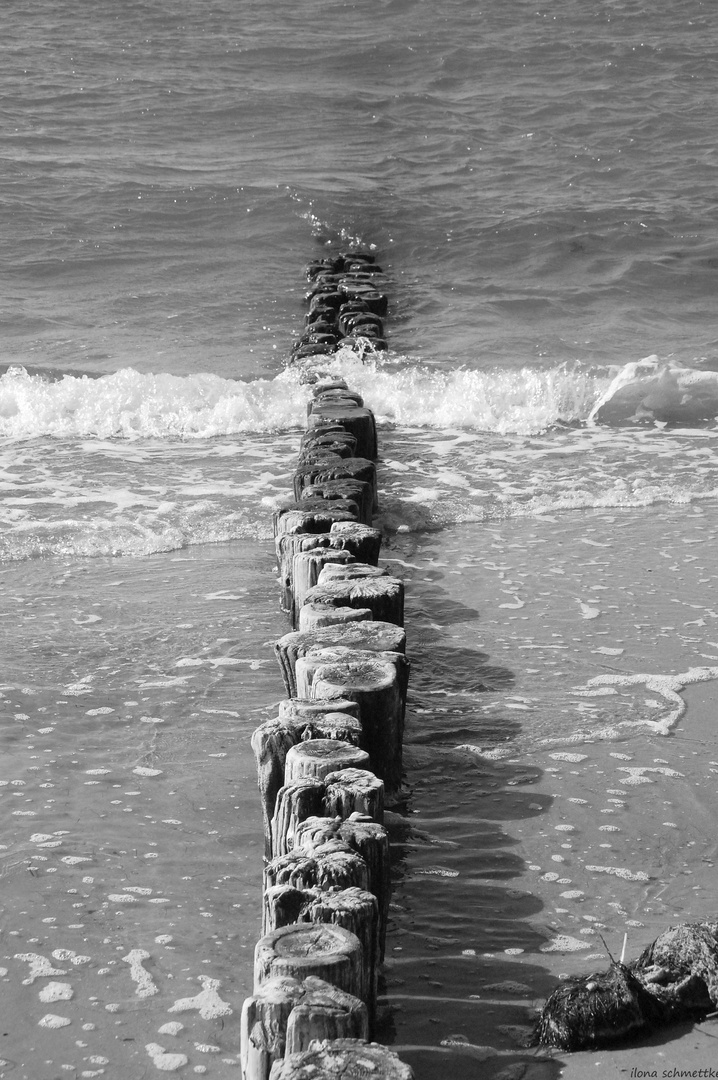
2,1,718,1077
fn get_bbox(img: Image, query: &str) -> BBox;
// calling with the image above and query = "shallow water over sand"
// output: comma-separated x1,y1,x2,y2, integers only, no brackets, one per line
2,505,718,1078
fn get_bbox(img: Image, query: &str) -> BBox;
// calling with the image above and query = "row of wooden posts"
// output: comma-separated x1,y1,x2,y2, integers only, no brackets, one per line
239,253,415,1079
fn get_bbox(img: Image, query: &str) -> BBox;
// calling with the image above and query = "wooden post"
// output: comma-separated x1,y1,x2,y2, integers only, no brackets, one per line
300,479,373,528
265,841,369,895
295,647,409,711
277,698,360,725
309,387,364,410
293,815,390,961
276,523,382,625
298,604,372,632
323,768,385,825
284,739,370,785
328,522,381,564
273,501,358,540
251,719,301,854
268,1039,414,1080
297,655,404,794
241,975,303,1080
240,975,368,1080
270,766,383,859
317,562,388,584
254,924,364,1002
284,976,368,1055
306,406,377,461
299,430,358,458
291,549,356,627
275,533,351,616
270,777,326,858
262,885,379,1011
294,457,378,514
303,576,404,627
251,699,368,857
274,619,405,697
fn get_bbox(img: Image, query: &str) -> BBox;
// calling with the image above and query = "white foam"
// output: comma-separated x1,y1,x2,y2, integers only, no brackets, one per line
540,935,592,953
576,666,718,735
15,953,67,984
39,981,73,1003
588,355,718,426
38,1014,72,1028
122,949,158,998
145,1044,188,1072
52,950,90,965
168,976,232,1019
618,766,683,784
158,1022,184,1036
0,366,307,441
586,865,649,882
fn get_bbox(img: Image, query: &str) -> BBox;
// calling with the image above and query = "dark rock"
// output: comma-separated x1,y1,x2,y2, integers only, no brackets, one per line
533,962,664,1051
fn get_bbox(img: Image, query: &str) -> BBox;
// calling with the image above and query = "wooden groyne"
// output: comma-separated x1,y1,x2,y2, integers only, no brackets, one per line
241,252,414,1079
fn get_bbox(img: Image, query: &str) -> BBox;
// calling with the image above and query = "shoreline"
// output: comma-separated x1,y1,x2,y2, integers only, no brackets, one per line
1,502,717,1075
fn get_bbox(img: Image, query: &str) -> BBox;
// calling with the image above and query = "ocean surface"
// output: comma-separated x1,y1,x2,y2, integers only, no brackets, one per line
2,1,718,1077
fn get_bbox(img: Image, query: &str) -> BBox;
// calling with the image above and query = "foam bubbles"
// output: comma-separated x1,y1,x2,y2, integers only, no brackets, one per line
38,1014,72,1028
158,1022,184,1036
0,366,307,441
540,935,592,953
168,976,232,1020
39,982,73,1002
15,953,67,983
586,865,649,882
145,1043,188,1072
122,949,158,998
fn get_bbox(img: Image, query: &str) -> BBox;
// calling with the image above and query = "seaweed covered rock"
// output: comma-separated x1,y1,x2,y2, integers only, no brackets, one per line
632,920,718,1019
533,962,664,1051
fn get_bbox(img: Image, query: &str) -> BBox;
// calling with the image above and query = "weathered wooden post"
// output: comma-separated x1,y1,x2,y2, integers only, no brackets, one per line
240,976,368,1080
274,620,405,698
273,501,358,540
268,1039,414,1080
284,739,370,784
294,456,378,513
293,815,390,961
283,978,368,1054
277,523,381,615
296,655,405,794
303,575,404,627
251,704,363,855
298,604,373,632
265,840,369,895
254,924,364,1001
270,767,384,859
270,777,326,858
300,479,374,528
261,885,379,1011
306,406,377,461
291,549,356,626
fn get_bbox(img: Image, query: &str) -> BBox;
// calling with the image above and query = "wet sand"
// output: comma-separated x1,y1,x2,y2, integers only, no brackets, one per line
2,503,718,1078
